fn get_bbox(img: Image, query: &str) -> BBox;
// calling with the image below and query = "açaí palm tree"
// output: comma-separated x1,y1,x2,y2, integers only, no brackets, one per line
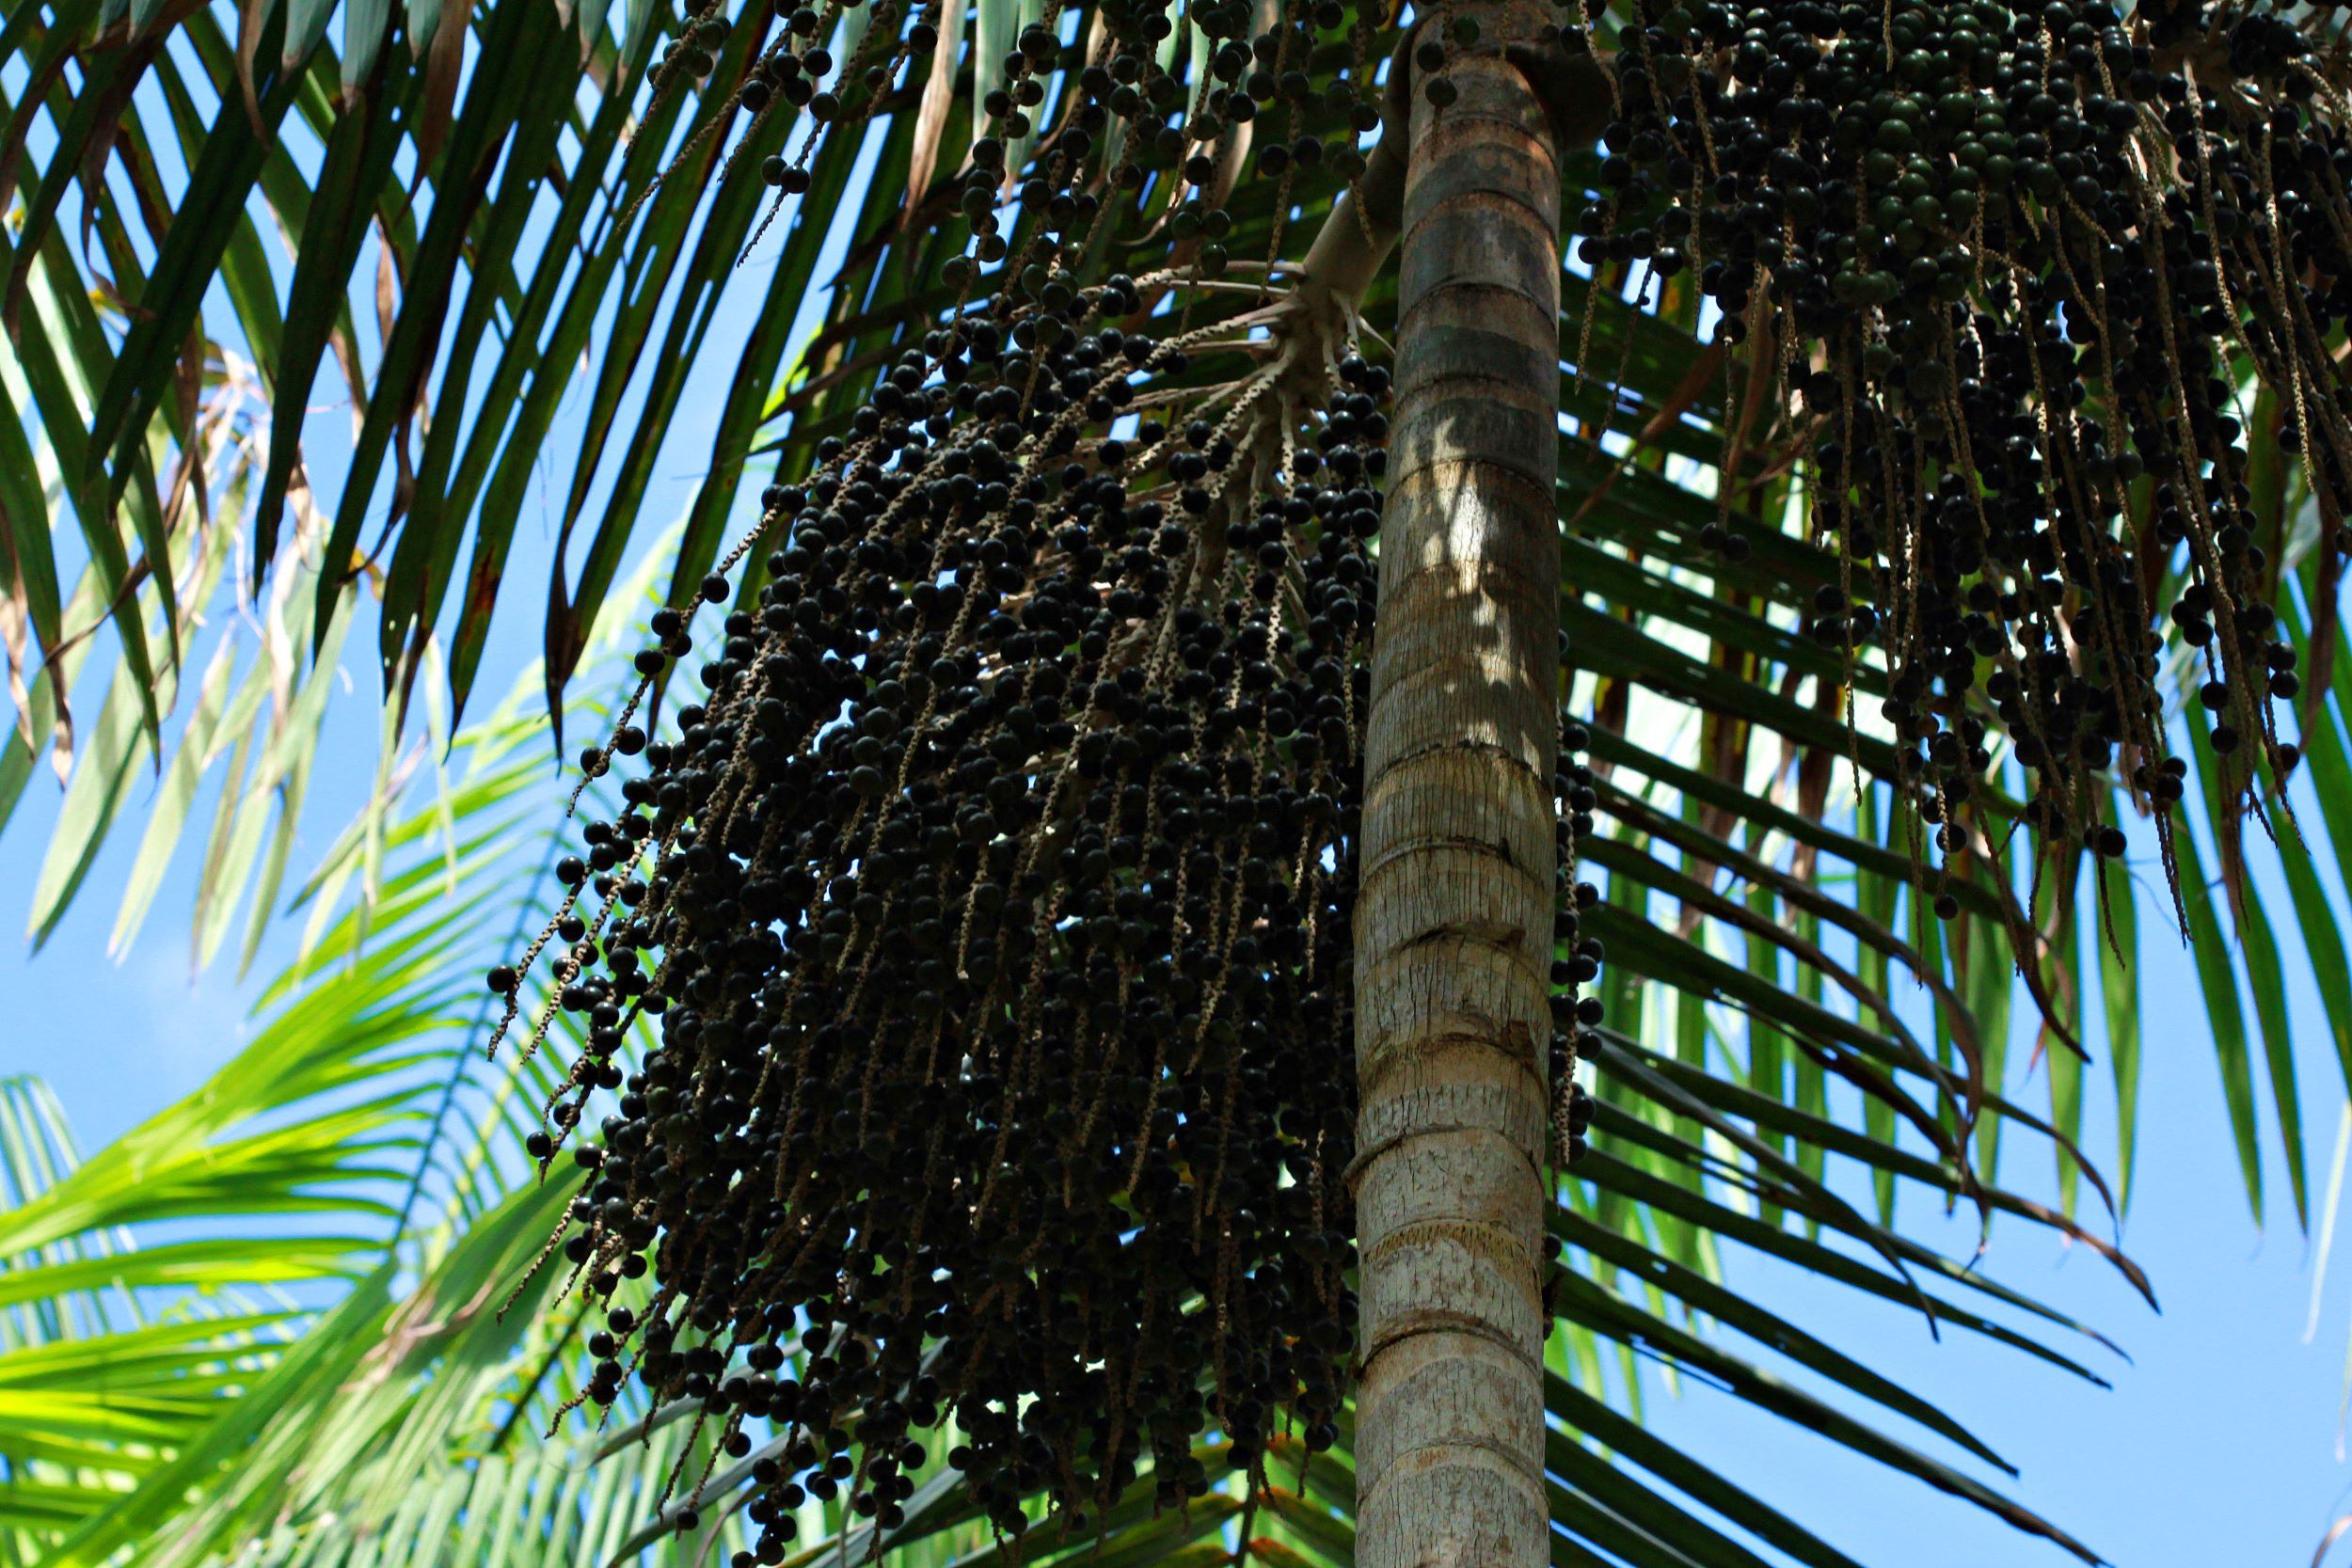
6,0,2352,1564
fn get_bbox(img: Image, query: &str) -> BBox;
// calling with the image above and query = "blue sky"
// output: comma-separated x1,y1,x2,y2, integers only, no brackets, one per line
8,23,2352,1567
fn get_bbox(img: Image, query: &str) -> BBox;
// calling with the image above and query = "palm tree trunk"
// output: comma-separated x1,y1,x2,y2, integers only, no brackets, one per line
1352,12,1562,1568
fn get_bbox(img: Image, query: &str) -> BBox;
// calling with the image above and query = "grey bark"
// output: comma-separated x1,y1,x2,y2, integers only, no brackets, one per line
1350,13,1566,1568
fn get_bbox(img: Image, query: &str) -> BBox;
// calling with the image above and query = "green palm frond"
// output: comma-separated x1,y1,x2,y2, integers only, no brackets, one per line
0,890,456,1549
0,559,672,1557
0,0,865,942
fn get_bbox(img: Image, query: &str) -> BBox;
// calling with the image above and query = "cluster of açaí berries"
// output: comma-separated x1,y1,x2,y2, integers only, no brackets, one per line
1577,0,2352,911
